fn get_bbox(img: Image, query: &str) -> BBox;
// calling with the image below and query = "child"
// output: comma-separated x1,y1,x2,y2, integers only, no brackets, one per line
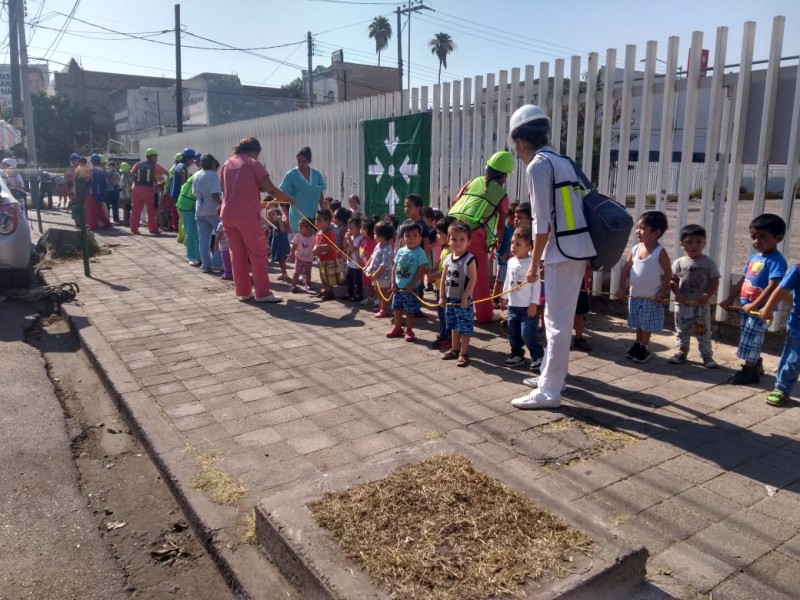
348,193,363,214
119,163,132,225
571,267,592,351
365,221,395,318
55,173,68,208
343,215,364,301
358,218,378,306
214,218,232,281
289,218,315,293
501,226,543,369
513,202,531,229
617,211,672,364
387,222,429,341
430,217,455,350
438,221,477,366
668,224,721,368
492,207,517,306
723,213,787,384
757,261,800,406
314,209,340,301
333,206,352,279
267,207,291,282
320,196,333,211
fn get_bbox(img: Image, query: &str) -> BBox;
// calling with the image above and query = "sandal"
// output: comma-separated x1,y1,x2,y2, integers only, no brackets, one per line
766,389,788,407
457,353,470,367
441,348,460,360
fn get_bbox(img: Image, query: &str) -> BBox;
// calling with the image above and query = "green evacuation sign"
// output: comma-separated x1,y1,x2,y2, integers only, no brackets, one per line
363,112,431,219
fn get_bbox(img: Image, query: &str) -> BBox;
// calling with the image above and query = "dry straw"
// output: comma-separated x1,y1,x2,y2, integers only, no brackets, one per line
309,453,593,600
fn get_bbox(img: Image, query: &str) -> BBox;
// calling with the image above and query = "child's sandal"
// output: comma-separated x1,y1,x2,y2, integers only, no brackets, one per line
456,353,470,367
766,389,787,407
441,348,460,360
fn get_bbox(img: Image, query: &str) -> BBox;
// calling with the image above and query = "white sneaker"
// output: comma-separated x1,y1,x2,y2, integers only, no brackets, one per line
511,392,561,410
255,294,283,303
236,294,254,301
522,376,567,392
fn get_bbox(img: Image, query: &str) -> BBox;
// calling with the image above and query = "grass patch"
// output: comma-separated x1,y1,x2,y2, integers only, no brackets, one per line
190,450,246,506
240,509,257,545
308,453,593,600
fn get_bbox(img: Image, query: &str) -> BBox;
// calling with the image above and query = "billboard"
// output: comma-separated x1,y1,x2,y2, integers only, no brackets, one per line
0,64,49,110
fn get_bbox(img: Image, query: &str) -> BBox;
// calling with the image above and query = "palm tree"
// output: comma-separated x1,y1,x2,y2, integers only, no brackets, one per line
429,32,455,85
368,16,392,67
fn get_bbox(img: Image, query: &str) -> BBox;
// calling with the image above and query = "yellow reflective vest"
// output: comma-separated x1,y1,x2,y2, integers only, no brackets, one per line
448,176,507,247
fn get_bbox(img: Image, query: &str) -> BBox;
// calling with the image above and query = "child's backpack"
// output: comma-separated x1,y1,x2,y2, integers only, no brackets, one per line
564,156,633,271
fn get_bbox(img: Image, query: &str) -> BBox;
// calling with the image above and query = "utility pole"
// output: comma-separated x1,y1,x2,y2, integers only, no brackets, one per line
175,4,183,133
396,2,432,111
307,31,314,106
8,0,23,124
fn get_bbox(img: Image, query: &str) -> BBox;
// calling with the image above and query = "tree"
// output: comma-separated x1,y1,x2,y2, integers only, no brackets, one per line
368,16,392,67
281,77,303,92
428,32,455,85
31,92,96,167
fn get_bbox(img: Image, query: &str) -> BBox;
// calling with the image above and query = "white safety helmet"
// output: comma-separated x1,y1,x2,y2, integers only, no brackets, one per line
1,158,17,169
508,104,551,150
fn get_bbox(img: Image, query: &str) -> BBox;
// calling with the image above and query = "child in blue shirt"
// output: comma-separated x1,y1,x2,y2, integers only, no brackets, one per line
758,262,800,406
723,213,787,384
387,221,429,342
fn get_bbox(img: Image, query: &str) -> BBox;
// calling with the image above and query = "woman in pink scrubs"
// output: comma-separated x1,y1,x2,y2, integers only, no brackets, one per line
220,137,294,302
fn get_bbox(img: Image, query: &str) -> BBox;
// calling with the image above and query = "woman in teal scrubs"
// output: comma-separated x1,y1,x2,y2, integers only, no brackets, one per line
279,147,326,233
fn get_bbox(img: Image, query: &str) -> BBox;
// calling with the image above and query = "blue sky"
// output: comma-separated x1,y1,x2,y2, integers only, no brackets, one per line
12,0,800,90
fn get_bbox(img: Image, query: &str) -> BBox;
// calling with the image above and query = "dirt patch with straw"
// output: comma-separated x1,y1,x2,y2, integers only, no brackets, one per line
308,453,593,600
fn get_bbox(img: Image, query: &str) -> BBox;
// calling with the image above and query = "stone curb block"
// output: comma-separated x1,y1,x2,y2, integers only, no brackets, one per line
255,440,648,600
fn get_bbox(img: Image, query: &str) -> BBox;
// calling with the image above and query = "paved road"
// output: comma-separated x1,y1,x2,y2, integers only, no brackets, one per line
0,300,129,600
39,207,800,599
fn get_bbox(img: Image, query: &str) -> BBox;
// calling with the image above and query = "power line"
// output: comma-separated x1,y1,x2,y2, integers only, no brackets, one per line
308,0,398,4
42,0,81,62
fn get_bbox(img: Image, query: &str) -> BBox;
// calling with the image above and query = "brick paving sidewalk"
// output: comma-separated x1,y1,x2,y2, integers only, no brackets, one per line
39,210,800,599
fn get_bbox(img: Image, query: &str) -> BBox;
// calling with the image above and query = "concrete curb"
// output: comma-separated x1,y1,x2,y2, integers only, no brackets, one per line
255,440,648,600
52,293,289,600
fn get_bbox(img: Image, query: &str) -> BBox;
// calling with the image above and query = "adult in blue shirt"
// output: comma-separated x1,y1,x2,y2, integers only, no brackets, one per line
88,153,112,230
279,147,325,233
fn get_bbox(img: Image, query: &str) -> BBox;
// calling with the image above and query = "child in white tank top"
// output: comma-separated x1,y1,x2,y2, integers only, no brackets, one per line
617,211,672,364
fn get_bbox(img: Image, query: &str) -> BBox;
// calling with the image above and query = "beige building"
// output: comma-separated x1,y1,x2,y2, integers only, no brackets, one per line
303,50,400,104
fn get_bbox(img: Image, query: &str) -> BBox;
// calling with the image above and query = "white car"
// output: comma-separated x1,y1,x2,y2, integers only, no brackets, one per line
0,176,33,289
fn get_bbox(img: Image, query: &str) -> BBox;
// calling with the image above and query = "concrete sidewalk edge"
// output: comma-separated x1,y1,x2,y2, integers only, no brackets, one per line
54,295,284,600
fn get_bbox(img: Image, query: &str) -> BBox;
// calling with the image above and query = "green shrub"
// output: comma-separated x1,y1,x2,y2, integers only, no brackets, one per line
689,187,702,199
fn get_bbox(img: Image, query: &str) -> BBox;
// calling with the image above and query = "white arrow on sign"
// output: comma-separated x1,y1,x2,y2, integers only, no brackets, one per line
398,155,419,184
367,157,386,184
384,121,399,156
385,186,400,215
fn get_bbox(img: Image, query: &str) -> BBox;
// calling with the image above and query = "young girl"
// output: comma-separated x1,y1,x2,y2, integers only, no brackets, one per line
267,207,291,282
343,215,364,301
364,220,395,318
214,218,232,280
359,218,377,306
289,219,315,292
439,221,477,367
347,193,363,214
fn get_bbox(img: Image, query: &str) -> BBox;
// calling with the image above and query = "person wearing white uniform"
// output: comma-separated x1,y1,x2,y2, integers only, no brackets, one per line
508,105,596,410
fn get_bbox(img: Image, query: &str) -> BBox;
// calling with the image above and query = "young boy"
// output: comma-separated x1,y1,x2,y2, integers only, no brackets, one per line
571,267,592,351
617,211,672,364
492,207,517,306
333,207,352,280
430,216,455,349
757,261,800,406
313,209,340,301
343,215,364,301
387,221,428,342
364,220,395,318
723,213,787,384
668,224,721,368
513,202,531,229
438,221,477,367
501,226,543,370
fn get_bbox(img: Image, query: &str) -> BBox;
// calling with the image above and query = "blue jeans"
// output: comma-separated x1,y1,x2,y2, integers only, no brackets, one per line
181,209,200,262
196,214,222,271
435,289,450,340
507,305,543,358
776,321,800,394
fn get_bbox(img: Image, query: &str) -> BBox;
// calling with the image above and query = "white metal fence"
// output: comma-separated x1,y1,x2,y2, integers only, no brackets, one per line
141,16,800,320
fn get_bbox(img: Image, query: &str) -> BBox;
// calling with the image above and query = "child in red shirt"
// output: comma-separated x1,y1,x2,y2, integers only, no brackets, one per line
314,209,340,301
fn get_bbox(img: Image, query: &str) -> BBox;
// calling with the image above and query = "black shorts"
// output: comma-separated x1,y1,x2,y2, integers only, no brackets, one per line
575,278,590,315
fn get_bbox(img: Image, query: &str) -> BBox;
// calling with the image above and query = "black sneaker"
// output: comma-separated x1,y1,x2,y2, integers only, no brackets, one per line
625,342,641,359
728,364,760,385
631,344,651,363
757,357,765,376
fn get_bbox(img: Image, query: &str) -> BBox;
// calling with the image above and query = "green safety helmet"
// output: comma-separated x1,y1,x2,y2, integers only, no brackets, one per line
174,152,184,161
119,162,131,172
99,154,108,164
145,148,159,157
486,151,515,174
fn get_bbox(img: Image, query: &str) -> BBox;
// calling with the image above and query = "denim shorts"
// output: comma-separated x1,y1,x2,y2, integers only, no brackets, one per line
445,298,474,335
391,290,421,314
